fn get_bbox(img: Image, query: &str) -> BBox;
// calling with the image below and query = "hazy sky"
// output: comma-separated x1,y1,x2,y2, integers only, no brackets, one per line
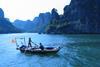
0,0,71,22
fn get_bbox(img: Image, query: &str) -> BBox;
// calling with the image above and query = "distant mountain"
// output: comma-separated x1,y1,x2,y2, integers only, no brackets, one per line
0,8,4,18
32,12,51,33
45,0,100,34
13,20,34,32
13,12,51,33
0,8,20,33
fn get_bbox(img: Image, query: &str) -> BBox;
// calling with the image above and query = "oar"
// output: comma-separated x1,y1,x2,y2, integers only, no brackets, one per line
31,42,38,46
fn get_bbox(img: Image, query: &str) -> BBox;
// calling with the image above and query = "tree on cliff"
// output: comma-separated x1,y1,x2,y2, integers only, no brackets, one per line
51,8,60,20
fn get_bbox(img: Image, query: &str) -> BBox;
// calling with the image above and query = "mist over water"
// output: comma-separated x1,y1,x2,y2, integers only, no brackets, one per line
0,33,100,67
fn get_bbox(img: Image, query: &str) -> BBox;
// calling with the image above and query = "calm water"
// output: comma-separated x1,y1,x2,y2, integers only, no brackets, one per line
0,33,100,67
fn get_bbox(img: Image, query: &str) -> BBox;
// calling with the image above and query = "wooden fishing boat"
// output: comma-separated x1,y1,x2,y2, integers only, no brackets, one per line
16,45,60,54
14,37,61,54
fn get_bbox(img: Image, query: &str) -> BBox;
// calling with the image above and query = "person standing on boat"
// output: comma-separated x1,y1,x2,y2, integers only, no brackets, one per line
28,38,32,47
39,43,44,50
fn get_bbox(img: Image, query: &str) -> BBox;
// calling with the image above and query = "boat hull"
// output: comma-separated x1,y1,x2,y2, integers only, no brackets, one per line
17,47,60,54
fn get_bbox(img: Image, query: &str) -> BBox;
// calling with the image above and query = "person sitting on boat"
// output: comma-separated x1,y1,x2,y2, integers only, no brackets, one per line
28,38,33,48
39,43,44,50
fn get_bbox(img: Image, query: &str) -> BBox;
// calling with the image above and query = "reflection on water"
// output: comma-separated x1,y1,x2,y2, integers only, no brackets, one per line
0,33,100,67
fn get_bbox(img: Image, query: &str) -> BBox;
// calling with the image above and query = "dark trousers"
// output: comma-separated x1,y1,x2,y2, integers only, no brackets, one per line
28,43,32,47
